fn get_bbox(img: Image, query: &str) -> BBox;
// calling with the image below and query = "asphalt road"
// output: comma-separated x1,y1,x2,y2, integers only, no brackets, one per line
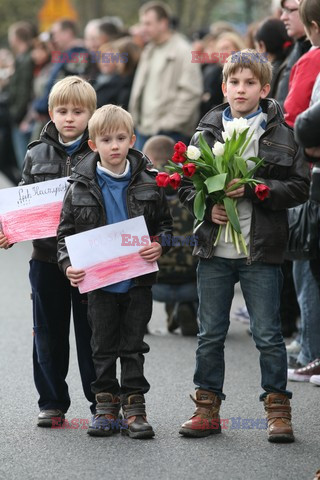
0,173,319,480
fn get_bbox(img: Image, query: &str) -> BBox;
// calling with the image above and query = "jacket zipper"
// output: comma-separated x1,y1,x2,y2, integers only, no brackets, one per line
246,209,255,265
261,139,295,155
66,156,71,176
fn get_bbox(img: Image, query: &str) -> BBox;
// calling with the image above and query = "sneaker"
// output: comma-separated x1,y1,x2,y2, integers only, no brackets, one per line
233,306,250,324
288,358,320,382
37,409,65,428
310,374,320,386
286,339,301,355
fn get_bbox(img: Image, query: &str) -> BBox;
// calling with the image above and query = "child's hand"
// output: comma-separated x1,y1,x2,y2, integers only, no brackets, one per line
225,178,245,198
66,266,86,287
139,242,162,262
0,233,11,249
211,204,228,224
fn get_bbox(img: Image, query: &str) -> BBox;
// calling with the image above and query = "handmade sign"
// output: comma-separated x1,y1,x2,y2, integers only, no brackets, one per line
0,178,69,243
65,216,158,293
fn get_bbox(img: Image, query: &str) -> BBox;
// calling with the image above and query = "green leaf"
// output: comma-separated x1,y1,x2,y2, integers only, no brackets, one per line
192,173,206,192
194,190,206,221
223,197,241,233
199,133,215,162
215,156,224,174
204,173,227,193
234,155,248,177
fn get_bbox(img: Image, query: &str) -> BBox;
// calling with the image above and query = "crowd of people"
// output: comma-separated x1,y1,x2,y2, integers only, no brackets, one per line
0,0,319,446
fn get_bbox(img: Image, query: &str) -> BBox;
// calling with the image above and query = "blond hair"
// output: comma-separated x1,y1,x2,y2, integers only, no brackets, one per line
48,76,97,114
88,104,134,142
222,48,272,86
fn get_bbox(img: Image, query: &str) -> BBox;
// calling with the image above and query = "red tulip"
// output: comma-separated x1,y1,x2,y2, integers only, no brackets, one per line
156,172,170,187
182,163,196,177
174,141,187,155
255,184,270,200
169,172,182,189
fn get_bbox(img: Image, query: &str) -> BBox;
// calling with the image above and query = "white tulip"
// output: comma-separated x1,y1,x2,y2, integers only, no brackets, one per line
212,141,225,156
187,145,201,160
223,117,249,141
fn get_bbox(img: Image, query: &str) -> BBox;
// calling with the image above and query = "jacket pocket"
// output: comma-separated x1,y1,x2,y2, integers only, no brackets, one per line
30,163,61,182
259,140,295,180
130,189,161,218
72,192,101,225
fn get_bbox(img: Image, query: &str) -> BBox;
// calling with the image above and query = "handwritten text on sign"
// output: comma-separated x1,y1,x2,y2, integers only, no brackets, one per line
0,177,69,243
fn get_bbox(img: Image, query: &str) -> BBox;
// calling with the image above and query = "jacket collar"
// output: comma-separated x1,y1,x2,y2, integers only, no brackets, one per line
198,98,285,136
39,120,89,153
70,148,150,182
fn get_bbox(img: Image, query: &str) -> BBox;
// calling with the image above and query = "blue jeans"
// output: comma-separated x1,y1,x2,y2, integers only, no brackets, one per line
293,260,320,365
30,260,96,413
195,257,292,401
152,282,198,318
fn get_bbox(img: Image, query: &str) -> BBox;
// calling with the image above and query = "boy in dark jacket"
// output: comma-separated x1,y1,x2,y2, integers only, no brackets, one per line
178,49,310,442
57,105,172,439
0,76,97,427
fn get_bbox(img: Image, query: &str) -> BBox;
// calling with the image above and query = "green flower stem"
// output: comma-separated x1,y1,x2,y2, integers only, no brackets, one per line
239,234,248,256
213,225,223,247
234,229,240,254
225,221,229,243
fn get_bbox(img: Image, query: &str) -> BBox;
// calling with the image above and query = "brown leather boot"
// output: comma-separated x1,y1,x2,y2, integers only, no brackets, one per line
179,389,222,437
264,393,294,443
87,393,121,437
122,394,155,439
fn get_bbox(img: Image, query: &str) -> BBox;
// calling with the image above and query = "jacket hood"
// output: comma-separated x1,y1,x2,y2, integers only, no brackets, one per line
198,98,286,136
70,148,151,182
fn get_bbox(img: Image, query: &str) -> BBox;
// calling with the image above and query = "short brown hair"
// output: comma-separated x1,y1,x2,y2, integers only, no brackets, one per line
139,1,172,20
143,135,175,167
48,76,97,114
299,0,320,31
88,104,134,142
222,48,272,86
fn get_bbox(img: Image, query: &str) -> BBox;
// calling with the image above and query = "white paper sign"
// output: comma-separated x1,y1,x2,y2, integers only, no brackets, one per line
0,177,69,243
65,215,158,293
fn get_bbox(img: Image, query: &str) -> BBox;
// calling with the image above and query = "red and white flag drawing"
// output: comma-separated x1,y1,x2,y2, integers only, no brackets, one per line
65,216,158,293
0,178,69,243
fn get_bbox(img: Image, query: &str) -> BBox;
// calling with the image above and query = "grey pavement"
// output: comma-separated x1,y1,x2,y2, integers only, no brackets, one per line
0,172,319,480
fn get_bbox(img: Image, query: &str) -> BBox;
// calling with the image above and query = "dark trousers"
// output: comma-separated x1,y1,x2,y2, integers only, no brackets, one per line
87,286,152,403
29,259,96,413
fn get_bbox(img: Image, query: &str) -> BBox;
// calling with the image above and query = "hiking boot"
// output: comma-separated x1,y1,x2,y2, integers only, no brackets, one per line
288,358,320,382
177,303,199,336
37,409,65,428
121,394,154,439
264,393,294,443
179,389,222,438
87,393,121,437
